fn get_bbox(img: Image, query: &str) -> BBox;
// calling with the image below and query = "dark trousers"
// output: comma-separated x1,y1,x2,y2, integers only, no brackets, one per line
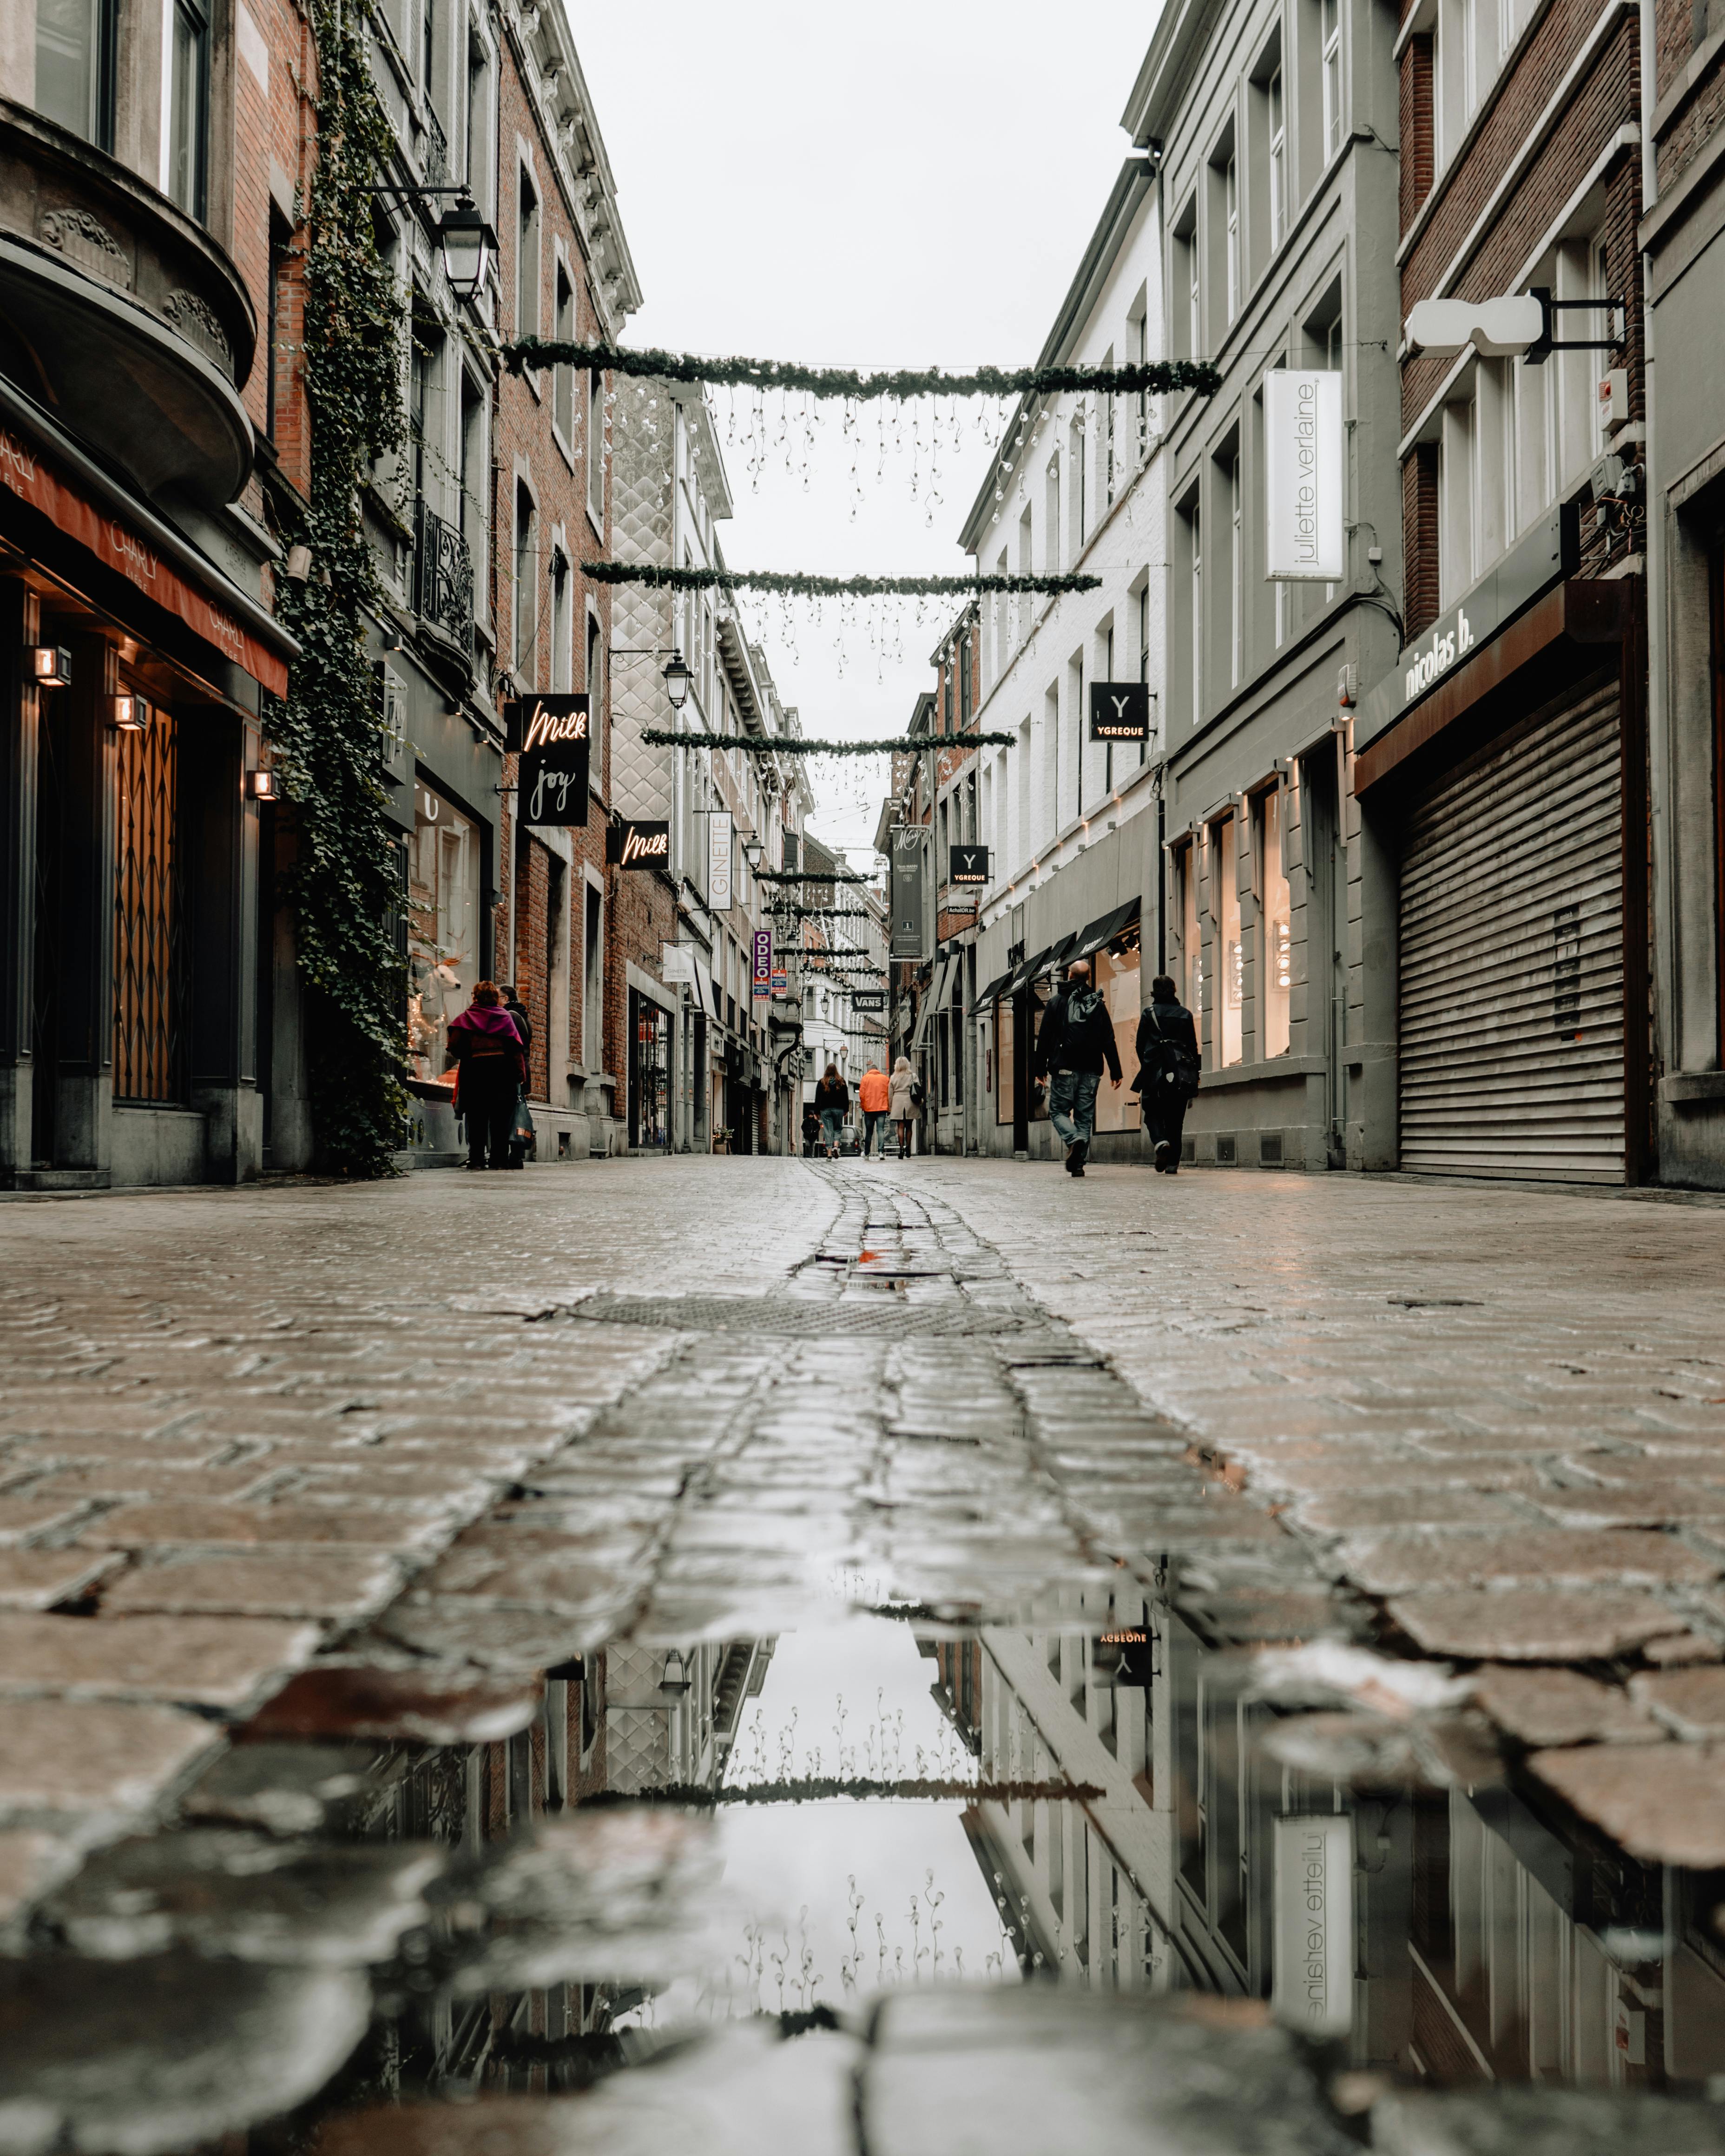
1147,1084,1190,1161
862,1110,887,1155
464,1078,518,1170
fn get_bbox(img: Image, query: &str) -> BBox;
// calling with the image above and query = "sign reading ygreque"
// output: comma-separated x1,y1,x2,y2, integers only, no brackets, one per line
1264,371,1344,582
505,695,590,828
606,818,670,867
1087,683,1152,743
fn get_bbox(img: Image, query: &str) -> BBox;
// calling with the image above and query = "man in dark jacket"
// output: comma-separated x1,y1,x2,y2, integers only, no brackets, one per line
499,985,534,1168
1134,973,1200,1174
1032,958,1122,1176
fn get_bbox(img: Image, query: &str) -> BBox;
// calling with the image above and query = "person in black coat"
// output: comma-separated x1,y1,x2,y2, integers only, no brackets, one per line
1134,973,1200,1174
1032,959,1122,1176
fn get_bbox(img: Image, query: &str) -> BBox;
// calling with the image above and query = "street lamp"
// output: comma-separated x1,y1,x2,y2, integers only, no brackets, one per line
660,1649,691,1695
743,838,764,869
438,197,494,303
661,650,692,709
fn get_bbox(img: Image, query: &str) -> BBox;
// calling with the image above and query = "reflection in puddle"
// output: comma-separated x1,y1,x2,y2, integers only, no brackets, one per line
12,1589,1725,2148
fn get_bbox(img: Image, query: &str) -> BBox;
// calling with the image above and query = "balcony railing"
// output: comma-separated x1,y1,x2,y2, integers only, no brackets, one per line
414,496,473,654
420,105,449,191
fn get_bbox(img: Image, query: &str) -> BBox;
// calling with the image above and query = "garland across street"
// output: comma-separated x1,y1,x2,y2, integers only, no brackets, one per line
584,563,1100,598
502,339,1222,401
755,867,871,885
643,729,1016,754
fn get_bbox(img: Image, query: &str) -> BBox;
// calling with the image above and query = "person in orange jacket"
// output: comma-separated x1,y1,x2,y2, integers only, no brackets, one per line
857,1061,890,1157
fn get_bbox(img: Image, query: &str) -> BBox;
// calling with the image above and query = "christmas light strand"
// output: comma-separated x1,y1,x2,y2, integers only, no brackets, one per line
585,563,1100,598
643,729,1014,755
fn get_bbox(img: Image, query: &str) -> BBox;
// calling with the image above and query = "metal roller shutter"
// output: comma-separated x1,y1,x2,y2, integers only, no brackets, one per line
1397,682,1623,1182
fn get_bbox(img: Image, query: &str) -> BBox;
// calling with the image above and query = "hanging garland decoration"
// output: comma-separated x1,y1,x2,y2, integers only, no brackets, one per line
643,728,1015,755
784,908,877,920
584,562,1100,599
263,0,408,1179
756,867,872,885
502,338,1221,402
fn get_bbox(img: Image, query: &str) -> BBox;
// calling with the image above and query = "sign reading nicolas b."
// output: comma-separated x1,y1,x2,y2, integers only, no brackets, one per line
1088,682,1152,743
505,694,590,828
606,819,670,868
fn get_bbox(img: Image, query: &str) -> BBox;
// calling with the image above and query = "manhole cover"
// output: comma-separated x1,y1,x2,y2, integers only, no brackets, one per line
574,1293,1024,1339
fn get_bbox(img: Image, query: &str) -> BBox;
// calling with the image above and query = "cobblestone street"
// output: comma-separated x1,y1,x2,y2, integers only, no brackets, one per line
8,1160,1725,2153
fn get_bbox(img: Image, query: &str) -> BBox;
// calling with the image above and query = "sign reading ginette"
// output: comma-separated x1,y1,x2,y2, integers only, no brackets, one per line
890,826,928,960
1271,1814,1354,2038
1087,684,1152,743
505,695,590,827
708,813,734,910
1264,370,1344,582
607,819,669,868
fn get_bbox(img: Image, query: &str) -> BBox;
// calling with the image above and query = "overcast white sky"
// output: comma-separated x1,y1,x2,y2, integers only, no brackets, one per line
569,1,1158,862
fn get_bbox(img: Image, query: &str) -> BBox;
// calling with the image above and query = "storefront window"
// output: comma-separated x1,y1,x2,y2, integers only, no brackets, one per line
407,780,479,1087
1260,788,1292,1058
1180,845,1203,1021
995,999,1014,1124
1218,814,1243,1065
1093,934,1142,1132
629,990,671,1148
1029,979,1051,1120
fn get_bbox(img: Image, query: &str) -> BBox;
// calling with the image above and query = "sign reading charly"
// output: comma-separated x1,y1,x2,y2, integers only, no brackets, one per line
606,819,670,868
1087,683,1152,743
1265,371,1344,582
505,695,590,828
949,843,991,884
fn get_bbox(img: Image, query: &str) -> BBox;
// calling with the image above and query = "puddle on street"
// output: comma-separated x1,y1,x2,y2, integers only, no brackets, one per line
12,1578,1725,2149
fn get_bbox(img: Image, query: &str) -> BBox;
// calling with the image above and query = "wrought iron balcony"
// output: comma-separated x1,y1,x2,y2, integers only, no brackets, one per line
414,495,473,656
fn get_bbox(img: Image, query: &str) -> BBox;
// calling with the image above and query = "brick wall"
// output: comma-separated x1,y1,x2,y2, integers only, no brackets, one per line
1401,38,1435,233
513,835,552,1099
1403,446,1441,638
1656,0,1725,193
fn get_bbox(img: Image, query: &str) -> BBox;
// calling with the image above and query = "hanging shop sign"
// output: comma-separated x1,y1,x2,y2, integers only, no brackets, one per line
770,968,788,995
949,844,991,884
504,695,591,828
1264,371,1344,582
1271,1814,1355,2038
851,990,886,1012
708,813,735,910
890,826,928,961
1087,684,1152,743
752,928,772,999
607,818,670,868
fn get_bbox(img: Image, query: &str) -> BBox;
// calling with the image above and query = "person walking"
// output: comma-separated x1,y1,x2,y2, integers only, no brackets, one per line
499,984,534,1169
814,1062,849,1159
801,1101,823,1157
1032,957,1122,1177
857,1060,890,1157
887,1054,918,1158
447,981,527,1172
1134,973,1201,1174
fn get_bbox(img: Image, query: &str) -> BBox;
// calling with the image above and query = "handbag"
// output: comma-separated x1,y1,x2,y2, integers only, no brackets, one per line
1145,1004,1200,1097
510,1098,536,1157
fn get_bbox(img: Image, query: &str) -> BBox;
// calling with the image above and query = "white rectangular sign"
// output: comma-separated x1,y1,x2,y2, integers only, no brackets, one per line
707,813,733,912
1265,370,1344,582
1271,1814,1354,2038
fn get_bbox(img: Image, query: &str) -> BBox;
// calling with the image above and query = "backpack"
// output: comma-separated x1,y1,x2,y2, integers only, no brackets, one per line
1143,1003,1200,1097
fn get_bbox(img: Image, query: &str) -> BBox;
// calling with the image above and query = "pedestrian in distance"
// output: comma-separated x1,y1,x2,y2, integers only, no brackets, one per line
1134,973,1201,1174
814,1062,849,1159
499,983,534,1169
857,1059,890,1157
1032,957,1122,1177
447,980,527,1172
887,1054,918,1158
801,1102,823,1158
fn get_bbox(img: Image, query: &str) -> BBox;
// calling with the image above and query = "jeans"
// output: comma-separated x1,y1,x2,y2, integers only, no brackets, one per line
862,1110,887,1155
820,1109,845,1150
1047,1069,1101,1150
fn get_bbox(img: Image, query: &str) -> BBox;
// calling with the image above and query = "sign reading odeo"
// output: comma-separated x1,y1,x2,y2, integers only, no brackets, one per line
1265,371,1344,583
1271,1814,1354,2038
504,695,590,828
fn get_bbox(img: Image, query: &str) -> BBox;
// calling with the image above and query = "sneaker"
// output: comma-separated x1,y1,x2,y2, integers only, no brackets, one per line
1165,1163,1179,1175
1070,1163,1085,1177
1153,1140,1172,1172
1071,1139,1089,1171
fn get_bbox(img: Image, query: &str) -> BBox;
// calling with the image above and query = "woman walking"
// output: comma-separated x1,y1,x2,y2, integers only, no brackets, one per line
887,1054,918,1159
814,1062,849,1159
1134,974,1200,1174
447,981,527,1172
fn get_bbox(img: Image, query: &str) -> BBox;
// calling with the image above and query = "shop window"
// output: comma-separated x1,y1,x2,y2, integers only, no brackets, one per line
1218,815,1243,1065
407,780,479,1087
629,990,671,1148
583,881,603,1069
113,710,187,1103
1259,788,1292,1058
1093,934,1143,1133
1712,534,1725,1063
1179,842,1203,1019
36,0,116,148
950,964,965,1108
995,997,1015,1124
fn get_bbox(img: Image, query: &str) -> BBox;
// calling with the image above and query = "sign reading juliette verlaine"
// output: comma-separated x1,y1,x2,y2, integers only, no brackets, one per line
606,819,670,867
504,695,591,828
1271,1814,1354,2037
1265,371,1343,582
1087,683,1152,743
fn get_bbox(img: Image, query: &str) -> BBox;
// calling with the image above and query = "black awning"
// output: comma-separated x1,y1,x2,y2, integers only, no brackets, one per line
1070,899,1141,962
977,969,1015,1004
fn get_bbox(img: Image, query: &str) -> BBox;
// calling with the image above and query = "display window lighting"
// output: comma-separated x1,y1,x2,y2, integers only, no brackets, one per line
26,646,72,688
111,692,151,733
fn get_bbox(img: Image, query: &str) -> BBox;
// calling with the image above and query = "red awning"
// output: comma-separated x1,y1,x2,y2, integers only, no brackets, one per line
0,416,290,697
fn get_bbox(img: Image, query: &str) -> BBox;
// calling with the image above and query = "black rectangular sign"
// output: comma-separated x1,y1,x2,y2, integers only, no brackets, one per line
505,695,591,828
1088,681,1152,743
949,844,989,885
850,990,886,1012
606,819,670,868
889,826,927,961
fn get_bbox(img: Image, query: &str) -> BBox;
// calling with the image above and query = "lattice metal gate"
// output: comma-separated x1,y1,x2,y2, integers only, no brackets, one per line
112,713,188,1103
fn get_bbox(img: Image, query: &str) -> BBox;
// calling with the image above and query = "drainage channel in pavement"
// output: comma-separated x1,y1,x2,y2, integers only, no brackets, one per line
7,1176,1725,2153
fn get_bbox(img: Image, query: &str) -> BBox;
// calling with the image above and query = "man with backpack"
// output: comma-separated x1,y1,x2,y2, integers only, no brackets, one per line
1134,973,1201,1173
1032,958,1123,1177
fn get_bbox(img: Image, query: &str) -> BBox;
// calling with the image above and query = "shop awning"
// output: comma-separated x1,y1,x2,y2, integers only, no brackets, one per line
1070,899,1141,962
977,967,1015,1005
910,954,954,1052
